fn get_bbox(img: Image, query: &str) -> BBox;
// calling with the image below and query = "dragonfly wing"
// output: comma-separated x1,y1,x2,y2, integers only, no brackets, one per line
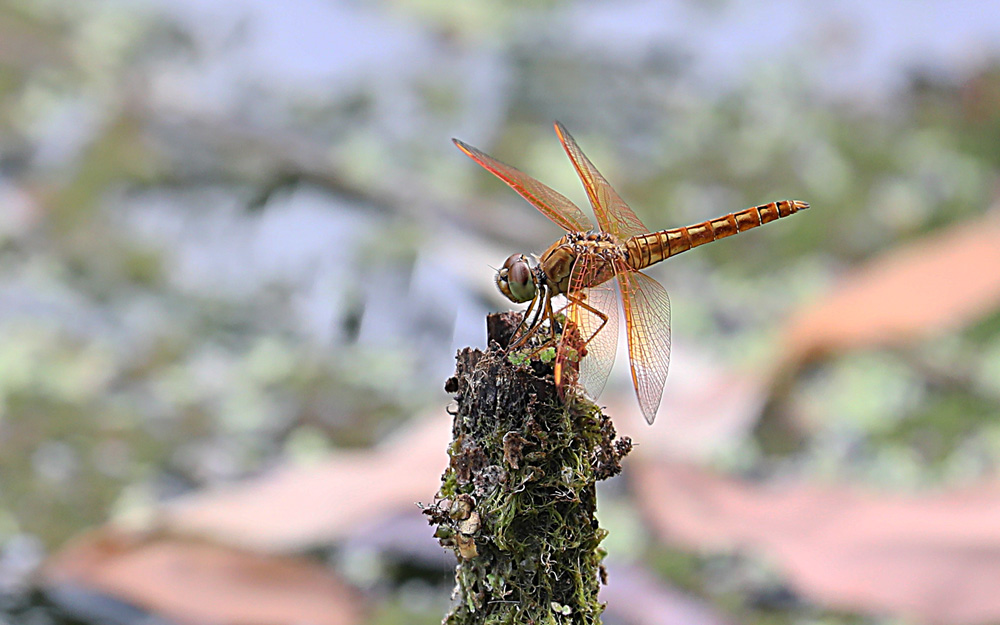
454,138,593,233
555,252,619,401
554,121,649,240
616,266,671,424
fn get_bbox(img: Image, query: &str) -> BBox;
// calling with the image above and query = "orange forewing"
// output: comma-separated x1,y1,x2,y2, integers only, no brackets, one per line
453,138,593,233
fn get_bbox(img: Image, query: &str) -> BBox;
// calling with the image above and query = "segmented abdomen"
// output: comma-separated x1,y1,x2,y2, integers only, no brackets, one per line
625,200,809,270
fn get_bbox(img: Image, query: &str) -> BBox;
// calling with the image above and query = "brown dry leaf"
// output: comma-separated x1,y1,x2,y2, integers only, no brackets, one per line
158,414,451,551
634,461,1000,624
42,528,364,625
782,209,1000,365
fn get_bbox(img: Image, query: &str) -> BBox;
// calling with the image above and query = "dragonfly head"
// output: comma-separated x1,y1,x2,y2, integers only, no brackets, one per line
496,253,537,303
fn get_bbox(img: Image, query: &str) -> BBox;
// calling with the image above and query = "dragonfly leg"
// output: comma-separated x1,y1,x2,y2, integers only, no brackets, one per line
562,293,609,350
509,287,560,356
509,284,553,347
523,285,551,338
553,293,608,388
528,285,549,331
508,292,540,346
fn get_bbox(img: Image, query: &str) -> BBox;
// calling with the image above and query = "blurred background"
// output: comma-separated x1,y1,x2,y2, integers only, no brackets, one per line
2,0,1000,624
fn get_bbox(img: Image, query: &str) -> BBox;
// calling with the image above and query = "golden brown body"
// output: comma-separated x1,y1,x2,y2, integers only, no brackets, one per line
540,199,808,295
624,199,808,271
538,232,622,296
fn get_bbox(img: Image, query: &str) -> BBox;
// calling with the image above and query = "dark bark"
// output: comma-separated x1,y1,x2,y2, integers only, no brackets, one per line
426,312,632,624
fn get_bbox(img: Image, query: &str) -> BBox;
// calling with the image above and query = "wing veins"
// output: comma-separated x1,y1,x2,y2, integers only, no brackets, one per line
553,122,649,241
454,138,593,232
616,265,671,424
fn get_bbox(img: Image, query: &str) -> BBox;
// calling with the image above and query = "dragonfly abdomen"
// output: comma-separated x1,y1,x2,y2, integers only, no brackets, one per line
625,199,809,270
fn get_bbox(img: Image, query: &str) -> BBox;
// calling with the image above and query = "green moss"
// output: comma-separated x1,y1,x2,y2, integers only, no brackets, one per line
427,316,631,624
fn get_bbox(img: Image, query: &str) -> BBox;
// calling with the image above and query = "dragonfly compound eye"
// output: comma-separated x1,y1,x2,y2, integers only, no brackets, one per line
496,254,536,303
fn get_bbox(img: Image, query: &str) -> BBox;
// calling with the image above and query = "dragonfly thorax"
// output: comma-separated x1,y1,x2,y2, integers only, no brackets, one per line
535,232,623,297
496,253,538,303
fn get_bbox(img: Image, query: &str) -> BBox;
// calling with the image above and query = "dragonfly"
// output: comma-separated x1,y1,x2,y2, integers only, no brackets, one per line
454,122,808,424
